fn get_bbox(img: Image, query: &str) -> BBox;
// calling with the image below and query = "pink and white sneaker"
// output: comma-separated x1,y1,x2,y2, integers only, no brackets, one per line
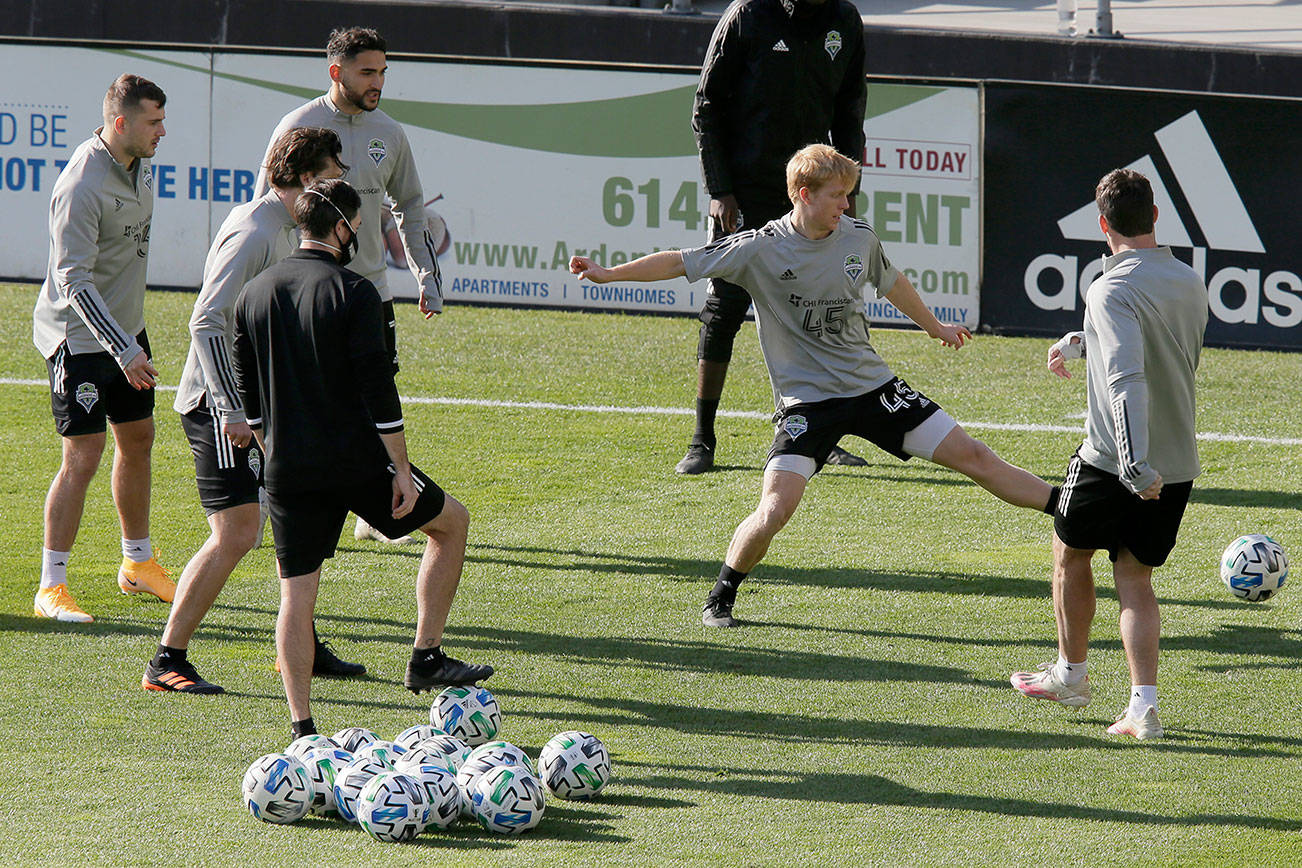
1010,662,1091,708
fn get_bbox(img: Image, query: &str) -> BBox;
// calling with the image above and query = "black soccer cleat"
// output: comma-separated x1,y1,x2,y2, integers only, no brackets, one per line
142,658,225,694
701,596,739,628
675,443,715,475
404,652,494,694
825,444,867,466
313,637,367,678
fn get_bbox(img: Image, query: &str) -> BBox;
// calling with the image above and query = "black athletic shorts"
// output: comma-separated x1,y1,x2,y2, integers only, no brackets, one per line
768,378,943,472
180,402,263,515
1054,453,1192,567
46,330,155,436
268,463,446,577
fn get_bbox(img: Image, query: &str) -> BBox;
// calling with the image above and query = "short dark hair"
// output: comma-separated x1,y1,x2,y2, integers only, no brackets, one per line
294,178,361,239
102,74,166,124
326,27,386,63
265,128,347,190
1096,168,1155,237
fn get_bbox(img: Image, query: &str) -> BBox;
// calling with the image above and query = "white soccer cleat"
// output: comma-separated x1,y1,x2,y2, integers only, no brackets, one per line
1107,705,1164,740
1010,662,1091,707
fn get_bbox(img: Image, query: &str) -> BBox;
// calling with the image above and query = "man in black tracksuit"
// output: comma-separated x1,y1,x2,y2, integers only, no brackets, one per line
679,0,867,474
232,178,491,739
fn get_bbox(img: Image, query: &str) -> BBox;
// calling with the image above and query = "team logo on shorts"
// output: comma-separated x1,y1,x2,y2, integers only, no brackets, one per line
247,448,262,478
75,382,99,412
368,138,387,166
843,254,864,284
825,31,842,60
783,414,809,440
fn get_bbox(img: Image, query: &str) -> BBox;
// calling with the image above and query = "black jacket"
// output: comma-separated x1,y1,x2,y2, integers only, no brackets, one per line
693,0,866,208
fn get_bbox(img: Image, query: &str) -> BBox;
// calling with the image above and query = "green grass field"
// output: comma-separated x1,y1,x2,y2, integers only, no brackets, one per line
2,283,1300,866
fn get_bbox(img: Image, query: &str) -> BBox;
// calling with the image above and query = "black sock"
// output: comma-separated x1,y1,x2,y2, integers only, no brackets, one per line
155,644,186,665
1044,485,1061,515
412,645,444,666
709,565,747,605
693,399,720,450
291,717,316,739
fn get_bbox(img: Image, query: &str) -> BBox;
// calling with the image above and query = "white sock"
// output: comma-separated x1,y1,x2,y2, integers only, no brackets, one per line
122,537,152,563
41,549,71,589
1128,685,1158,717
1056,654,1087,685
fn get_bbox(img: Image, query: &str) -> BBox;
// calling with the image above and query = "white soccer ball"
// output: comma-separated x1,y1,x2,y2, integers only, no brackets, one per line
285,733,338,759
538,731,611,800
470,763,545,835
455,754,522,819
417,733,472,770
430,686,501,747
394,724,442,751
353,739,406,769
357,772,430,843
333,756,392,824
241,753,312,824
465,741,535,777
332,727,380,754
1222,534,1289,601
395,743,456,775
406,763,462,830
301,746,354,815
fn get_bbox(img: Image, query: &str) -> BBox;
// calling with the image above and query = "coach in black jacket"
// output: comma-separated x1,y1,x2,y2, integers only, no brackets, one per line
677,0,867,475
233,178,491,739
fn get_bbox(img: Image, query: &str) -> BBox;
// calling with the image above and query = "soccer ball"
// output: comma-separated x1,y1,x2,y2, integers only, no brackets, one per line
333,727,381,754
470,763,545,834
430,686,501,747
395,743,456,775
333,756,392,824
285,733,338,760
538,731,611,800
455,754,523,819
465,741,535,777
301,747,354,815
241,753,312,824
356,772,429,843
417,733,472,770
353,740,406,769
394,724,443,751
1221,534,1288,601
405,763,462,830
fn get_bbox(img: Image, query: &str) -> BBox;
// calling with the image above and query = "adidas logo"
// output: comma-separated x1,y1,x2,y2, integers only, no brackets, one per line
1025,110,1299,328
779,269,797,281
772,40,789,52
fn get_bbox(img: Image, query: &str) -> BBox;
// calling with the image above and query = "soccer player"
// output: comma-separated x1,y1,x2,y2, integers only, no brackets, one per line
142,127,360,694
571,144,1057,627
232,179,492,737
32,74,174,622
255,26,444,545
1011,169,1207,740
681,0,869,475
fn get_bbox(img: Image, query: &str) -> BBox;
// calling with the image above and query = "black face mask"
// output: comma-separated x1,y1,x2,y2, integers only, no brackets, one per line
336,220,359,267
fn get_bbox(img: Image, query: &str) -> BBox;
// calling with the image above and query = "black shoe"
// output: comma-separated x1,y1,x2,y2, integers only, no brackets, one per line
404,652,494,694
313,638,367,678
701,596,738,628
142,658,225,694
825,444,867,467
676,443,715,475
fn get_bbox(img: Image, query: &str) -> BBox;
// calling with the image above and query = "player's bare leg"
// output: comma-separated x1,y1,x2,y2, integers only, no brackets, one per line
1053,535,1096,664
930,426,1052,510
44,433,105,552
109,416,154,540
278,569,320,727
162,503,261,648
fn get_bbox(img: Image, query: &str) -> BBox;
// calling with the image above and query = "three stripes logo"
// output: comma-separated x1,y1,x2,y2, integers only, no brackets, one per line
1024,110,1301,329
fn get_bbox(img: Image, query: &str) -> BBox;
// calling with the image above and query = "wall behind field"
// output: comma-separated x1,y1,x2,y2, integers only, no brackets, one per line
1,0,1298,347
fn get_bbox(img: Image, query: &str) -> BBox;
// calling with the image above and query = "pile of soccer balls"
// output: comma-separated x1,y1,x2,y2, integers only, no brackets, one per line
241,685,611,841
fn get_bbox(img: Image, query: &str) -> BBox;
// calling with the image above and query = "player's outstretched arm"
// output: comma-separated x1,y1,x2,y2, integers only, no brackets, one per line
883,272,971,348
569,250,685,284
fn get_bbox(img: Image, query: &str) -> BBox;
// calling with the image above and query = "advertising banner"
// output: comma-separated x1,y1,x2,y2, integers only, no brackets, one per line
983,83,1302,350
0,43,979,324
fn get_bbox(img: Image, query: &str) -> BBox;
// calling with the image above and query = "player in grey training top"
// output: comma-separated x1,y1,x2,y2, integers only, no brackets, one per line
571,144,1057,628
32,74,176,624
255,25,443,546
142,128,361,695
1012,168,1207,741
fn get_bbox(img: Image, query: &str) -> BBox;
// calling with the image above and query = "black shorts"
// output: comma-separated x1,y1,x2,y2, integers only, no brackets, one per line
180,402,263,515
46,330,155,436
1054,454,1192,567
768,378,944,473
268,464,446,577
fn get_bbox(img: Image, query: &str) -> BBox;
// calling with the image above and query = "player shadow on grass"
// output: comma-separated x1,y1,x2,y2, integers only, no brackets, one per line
1188,486,1302,510
486,689,1301,758
614,761,1302,830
